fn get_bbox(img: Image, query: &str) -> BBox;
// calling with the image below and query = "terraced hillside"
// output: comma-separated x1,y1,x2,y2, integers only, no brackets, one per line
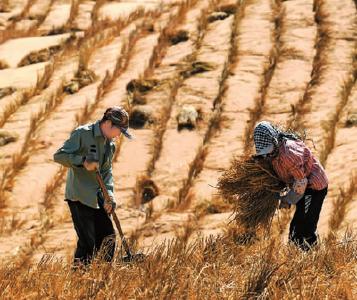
0,0,356,297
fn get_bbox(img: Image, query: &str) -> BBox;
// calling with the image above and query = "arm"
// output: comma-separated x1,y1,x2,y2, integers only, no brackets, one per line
100,162,118,214
280,143,308,205
53,129,84,168
101,142,116,204
101,166,115,203
280,178,307,205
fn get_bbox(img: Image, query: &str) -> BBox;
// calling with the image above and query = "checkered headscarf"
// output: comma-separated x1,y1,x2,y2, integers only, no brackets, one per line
253,121,280,156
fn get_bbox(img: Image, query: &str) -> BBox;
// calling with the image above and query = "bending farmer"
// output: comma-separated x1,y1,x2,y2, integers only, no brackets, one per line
53,106,132,265
253,121,328,251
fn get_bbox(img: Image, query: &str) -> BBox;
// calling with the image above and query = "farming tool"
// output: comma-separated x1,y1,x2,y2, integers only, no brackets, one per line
87,146,145,263
95,170,145,263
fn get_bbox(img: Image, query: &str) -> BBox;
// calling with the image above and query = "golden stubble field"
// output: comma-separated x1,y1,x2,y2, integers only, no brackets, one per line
0,0,356,298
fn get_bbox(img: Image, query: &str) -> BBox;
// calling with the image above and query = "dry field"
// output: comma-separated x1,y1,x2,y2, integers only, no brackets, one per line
0,0,356,298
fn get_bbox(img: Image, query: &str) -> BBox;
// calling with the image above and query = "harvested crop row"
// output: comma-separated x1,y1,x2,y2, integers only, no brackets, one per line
147,5,236,213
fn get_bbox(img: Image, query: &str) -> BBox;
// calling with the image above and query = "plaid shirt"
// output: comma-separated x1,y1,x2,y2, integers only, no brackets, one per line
271,140,328,191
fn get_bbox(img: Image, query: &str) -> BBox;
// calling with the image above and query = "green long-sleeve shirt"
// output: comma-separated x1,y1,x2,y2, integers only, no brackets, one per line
53,120,116,209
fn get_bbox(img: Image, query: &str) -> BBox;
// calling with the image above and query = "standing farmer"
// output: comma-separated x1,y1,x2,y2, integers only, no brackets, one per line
253,121,328,250
53,106,132,266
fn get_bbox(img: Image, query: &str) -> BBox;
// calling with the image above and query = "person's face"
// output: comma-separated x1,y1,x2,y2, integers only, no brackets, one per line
102,121,122,139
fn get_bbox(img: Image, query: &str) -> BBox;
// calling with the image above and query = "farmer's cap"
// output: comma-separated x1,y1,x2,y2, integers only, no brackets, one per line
103,106,133,139
253,121,279,156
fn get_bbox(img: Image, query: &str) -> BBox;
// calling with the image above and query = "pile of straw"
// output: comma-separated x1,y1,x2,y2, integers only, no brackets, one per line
217,156,285,229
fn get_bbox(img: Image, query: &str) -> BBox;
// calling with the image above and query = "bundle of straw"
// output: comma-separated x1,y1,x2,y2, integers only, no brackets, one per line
217,156,285,229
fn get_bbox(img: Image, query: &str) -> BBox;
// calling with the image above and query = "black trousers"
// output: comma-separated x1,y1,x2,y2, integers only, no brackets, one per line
67,200,116,265
289,187,328,251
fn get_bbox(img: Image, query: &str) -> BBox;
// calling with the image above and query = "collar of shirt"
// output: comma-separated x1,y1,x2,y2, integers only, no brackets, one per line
93,120,104,138
93,120,115,150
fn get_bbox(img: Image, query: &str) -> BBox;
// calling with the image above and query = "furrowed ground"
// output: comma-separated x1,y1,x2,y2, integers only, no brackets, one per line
0,0,356,298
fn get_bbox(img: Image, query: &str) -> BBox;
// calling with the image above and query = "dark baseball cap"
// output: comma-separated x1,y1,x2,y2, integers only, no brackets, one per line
103,106,133,139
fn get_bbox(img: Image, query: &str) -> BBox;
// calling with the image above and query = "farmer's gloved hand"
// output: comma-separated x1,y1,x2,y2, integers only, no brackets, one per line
104,198,116,214
280,189,304,205
83,156,99,171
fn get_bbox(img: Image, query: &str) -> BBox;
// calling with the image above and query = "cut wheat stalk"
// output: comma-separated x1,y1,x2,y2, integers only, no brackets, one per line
242,239,282,299
46,0,81,35
42,167,67,210
328,173,356,240
174,215,198,243
272,208,292,237
91,0,107,25
217,156,285,230
10,211,54,270
35,0,57,35
1,233,357,297
65,0,80,31
0,213,26,236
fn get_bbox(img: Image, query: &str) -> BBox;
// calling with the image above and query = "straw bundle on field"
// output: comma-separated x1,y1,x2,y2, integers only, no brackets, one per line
218,156,285,229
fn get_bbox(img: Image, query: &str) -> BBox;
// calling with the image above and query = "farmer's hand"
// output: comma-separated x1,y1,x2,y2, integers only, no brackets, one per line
104,199,116,214
83,159,99,171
